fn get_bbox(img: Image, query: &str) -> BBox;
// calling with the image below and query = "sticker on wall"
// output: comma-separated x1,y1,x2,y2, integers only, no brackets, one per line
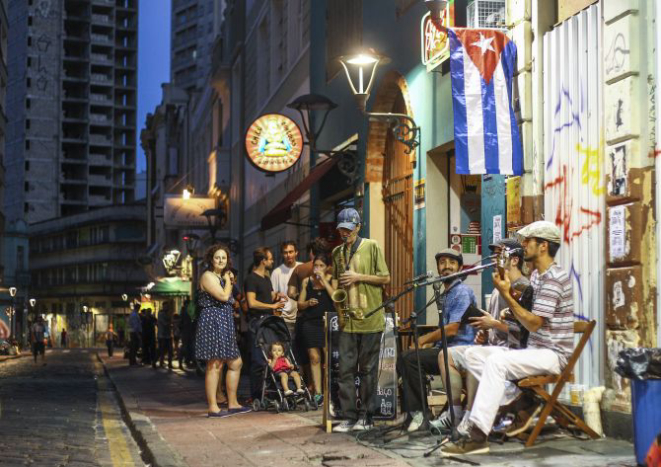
245,114,303,173
414,179,426,210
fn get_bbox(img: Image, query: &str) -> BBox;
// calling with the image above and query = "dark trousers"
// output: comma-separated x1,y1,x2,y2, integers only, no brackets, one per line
158,337,173,368
338,331,382,421
129,332,140,365
396,347,442,413
142,338,156,365
248,322,267,400
106,340,114,357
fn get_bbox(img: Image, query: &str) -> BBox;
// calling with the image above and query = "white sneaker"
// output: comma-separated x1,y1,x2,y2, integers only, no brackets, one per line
353,417,373,431
457,411,472,437
407,411,424,432
430,408,462,432
333,420,356,433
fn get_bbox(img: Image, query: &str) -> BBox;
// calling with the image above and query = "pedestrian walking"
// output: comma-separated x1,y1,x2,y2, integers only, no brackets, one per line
30,316,47,365
128,304,142,366
158,301,174,369
105,325,118,357
61,328,68,348
142,309,157,367
172,312,181,365
195,243,249,417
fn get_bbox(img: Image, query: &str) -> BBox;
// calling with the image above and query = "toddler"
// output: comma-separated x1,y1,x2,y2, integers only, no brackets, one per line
268,342,304,396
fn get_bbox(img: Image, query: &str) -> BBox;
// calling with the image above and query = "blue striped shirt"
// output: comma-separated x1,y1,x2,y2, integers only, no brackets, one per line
435,279,477,348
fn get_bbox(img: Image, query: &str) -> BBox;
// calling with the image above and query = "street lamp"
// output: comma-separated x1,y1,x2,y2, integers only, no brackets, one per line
286,94,337,155
338,49,420,155
8,287,17,340
201,208,227,244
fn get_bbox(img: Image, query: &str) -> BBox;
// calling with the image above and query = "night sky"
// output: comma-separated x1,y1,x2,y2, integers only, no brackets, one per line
137,0,171,173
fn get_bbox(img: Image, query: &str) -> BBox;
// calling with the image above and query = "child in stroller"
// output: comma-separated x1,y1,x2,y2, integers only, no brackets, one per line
268,342,305,396
251,315,318,412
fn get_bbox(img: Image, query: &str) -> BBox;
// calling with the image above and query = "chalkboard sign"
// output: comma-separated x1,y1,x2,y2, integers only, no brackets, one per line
324,311,397,426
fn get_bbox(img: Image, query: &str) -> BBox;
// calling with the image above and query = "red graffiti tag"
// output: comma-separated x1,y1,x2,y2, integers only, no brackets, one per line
544,164,602,244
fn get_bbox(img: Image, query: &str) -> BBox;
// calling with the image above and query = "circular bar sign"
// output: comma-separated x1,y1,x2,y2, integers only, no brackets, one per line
245,113,303,173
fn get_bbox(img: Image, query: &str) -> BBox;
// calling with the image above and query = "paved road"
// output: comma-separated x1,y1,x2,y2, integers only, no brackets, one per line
0,349,144,466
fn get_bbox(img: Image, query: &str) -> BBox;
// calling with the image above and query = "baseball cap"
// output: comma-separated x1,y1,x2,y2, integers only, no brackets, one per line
435,248,464,267
489,238,524,259
337,208,361,230
516,221,561,244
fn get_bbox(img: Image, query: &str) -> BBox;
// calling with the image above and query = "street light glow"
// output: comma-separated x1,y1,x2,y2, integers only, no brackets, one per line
29,298,36,307
346,54,379,65
182,188,192,199
9,287,17,297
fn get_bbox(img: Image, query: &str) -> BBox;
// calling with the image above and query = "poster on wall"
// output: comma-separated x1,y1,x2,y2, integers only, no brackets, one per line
493,215,503,244
245,114,303,173
506,176,521,226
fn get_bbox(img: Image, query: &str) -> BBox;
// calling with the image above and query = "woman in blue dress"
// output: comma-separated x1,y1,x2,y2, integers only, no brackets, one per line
196,244,249,417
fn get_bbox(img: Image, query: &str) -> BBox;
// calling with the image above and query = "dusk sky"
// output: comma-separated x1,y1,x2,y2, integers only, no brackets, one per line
137,0,171,173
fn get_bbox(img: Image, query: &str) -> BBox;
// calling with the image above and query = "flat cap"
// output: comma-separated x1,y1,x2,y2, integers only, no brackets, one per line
516,221,561,244
435,248,464,266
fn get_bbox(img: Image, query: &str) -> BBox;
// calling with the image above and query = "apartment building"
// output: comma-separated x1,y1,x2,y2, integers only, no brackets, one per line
5,0,138,225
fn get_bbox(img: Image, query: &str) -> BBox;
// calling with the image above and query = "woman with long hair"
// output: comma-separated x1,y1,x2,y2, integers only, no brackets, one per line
195,244,249,417
297,252,336,403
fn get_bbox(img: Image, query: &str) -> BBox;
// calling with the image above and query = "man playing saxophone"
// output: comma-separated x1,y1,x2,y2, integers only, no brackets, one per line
331,208,390,433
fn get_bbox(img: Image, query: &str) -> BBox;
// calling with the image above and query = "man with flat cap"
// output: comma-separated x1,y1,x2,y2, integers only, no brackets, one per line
397,248,477,432
444,221,574,455
331,208,390,433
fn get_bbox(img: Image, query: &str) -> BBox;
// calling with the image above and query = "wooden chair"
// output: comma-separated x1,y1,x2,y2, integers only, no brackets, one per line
514,320,600,447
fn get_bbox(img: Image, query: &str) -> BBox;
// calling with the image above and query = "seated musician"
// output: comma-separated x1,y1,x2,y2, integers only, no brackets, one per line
397,248,477,432
443,221,575,456
431,239,530,433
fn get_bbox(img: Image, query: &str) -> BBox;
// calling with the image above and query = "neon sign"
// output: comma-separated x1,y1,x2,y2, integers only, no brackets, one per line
245,114,303,173
420,0,455,71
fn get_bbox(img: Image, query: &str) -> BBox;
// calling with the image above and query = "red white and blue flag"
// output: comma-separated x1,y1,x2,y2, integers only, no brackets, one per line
448,28,523,175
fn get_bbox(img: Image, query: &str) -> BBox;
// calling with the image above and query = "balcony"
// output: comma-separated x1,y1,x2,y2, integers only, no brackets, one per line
90,73,112,84
89,135,111,146
89,153,112,166
89,194,112,205
90,113,111,125
90,53,112,64
89,174,112,186
91,14,111,24
90,93,112,105
91,33,112,44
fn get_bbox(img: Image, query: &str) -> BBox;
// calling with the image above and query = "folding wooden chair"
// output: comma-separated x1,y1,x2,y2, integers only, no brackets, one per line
514,320,600,447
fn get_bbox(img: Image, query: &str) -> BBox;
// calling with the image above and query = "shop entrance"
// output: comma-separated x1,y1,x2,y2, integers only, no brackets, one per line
383,93,414,318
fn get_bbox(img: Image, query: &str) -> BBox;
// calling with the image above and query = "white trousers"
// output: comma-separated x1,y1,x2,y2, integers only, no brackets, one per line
464,346,561,435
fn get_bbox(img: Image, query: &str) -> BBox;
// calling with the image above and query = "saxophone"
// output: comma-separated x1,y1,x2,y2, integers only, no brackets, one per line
332,245,364,320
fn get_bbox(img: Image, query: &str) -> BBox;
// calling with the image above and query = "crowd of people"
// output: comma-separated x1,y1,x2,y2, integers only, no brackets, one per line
119,209,576,457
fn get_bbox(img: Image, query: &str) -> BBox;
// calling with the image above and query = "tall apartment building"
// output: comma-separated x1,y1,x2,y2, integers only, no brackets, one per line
4,0,138,225
170,0,218,93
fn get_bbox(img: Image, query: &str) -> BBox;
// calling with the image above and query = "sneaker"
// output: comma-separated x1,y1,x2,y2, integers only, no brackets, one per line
430,409,461,432
353,417,373,432
506,403,542,437
284,390,294,396
296,388,305,395
407,411,424,432
442,435,489,456
492,414,515,434
314,394,323,405
333,420,356,433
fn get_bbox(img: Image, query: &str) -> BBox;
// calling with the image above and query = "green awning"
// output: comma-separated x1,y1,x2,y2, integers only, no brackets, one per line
147,278,191,297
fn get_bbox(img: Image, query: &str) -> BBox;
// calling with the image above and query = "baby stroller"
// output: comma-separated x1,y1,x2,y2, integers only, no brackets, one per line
250,315,318,413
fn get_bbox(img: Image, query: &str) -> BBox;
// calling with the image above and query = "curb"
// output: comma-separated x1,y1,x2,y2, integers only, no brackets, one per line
95,353,189,467
0,353,33,363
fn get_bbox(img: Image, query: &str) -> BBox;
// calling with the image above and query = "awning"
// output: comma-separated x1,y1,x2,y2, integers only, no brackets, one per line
146,277,191,297
261,157,339,231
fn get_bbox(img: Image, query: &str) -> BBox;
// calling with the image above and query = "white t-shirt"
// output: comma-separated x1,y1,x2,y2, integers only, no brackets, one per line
271,262,301,323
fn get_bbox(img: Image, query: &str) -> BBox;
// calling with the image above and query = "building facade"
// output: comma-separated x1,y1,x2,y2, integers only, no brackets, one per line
0,0,8,291
170,0,223,93
28,203,148,346
5,0,138,225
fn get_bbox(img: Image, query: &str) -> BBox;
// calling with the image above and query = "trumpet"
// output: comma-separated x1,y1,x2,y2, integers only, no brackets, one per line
332,287,364,320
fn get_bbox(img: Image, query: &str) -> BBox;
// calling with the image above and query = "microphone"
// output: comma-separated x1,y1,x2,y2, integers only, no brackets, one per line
404,271,434,285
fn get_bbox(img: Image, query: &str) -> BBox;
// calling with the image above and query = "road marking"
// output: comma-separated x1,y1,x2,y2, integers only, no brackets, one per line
98,389,136,466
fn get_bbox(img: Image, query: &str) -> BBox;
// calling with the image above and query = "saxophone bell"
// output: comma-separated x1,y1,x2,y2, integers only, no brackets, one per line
332,288,364,320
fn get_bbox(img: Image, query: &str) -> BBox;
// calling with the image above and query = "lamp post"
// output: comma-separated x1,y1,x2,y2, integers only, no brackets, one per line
8,287,17,340
338,49,421,156
82,305,89,348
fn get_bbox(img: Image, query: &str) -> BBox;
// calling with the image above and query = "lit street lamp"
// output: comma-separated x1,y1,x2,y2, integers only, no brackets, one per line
338,49,421,156
8,287,17,340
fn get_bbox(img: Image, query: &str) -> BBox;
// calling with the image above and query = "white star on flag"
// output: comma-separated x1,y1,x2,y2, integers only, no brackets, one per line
471,33,495,55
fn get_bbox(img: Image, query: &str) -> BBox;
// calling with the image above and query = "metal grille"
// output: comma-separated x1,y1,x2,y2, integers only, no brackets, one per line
543,3,604,390
467,0,506,29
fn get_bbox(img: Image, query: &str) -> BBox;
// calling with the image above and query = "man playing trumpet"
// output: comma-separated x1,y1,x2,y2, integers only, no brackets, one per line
331,208,390,433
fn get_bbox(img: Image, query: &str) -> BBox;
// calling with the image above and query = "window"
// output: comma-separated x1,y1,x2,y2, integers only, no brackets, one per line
27,57,32,68
28,16,33,26
25,161,30,171
26,98,31,109
27,36,32,47
25,119,31,130
24,203,29,213
24,182,29,192
17,246,25,271
25,140,30,150
27,77,31,88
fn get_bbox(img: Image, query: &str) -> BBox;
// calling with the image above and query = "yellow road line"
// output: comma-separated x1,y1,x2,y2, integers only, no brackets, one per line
98,390,136,466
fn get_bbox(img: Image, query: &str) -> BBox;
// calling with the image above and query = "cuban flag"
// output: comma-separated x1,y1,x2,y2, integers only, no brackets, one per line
449,28,523,175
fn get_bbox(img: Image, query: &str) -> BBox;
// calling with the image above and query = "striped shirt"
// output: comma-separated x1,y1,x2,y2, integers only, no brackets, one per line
528,263,574,366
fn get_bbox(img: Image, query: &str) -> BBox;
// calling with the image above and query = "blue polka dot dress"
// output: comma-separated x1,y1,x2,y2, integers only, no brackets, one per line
194,284,240,361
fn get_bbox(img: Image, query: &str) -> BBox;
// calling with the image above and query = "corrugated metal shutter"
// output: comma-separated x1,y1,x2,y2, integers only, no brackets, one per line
543,3,604,389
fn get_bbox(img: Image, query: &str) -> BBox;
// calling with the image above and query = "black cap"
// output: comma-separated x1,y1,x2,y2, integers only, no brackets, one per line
489,238,523,259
